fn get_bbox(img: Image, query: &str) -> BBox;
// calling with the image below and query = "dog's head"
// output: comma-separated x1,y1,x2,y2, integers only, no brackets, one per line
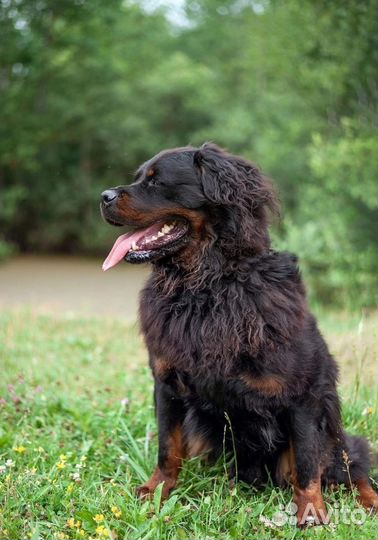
101,143,278,270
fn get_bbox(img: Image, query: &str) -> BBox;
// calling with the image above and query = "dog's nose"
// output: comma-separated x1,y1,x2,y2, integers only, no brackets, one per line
101,189,118,204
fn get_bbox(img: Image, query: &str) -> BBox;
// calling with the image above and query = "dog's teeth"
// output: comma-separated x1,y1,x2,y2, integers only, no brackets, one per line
157,231,164,237
151,235,157,241
132,241,137,250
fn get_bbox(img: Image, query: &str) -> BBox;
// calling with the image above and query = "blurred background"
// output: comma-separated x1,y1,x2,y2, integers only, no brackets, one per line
0,6,377,536
0,0,376,318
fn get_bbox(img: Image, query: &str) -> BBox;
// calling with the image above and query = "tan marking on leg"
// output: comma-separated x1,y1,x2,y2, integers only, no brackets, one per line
276,444,295,486
137,426,186,500
187,433,212,458
355,478,378,512
280,443,328,526
293,473,329,527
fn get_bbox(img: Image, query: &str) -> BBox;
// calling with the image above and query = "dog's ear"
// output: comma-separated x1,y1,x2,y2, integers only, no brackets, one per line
194,143,239,204
194,142,278,214
194,142,279,254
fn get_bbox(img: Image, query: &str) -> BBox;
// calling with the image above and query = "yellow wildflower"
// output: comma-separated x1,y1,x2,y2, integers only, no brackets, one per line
80,455,87,462
78,530,85,537
57,461,66,469
93,514,105,523
111,506,122,518
14,446,26,454
66,482,74,494
57,533,69,540
66,517,82,531
95,525,109,537
59,454,68,461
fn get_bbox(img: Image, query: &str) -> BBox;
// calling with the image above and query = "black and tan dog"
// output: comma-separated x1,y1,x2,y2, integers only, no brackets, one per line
101,143,377,526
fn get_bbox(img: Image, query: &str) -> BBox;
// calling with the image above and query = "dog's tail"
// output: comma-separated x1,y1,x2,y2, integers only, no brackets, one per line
325,433,373,485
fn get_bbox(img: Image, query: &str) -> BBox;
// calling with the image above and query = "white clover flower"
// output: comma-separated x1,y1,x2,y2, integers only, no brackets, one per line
71,471,81,482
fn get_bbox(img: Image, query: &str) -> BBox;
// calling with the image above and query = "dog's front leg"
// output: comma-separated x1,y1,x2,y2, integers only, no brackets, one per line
289,407,329,527
137,379,186,500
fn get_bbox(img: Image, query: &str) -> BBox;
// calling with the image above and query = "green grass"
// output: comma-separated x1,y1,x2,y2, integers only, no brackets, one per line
0,310,377,540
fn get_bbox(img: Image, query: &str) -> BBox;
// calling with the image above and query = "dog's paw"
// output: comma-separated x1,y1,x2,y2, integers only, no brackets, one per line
136,480,174,501
136,484,154,500
356,479,378,514
358,491,378,514
297,506,330,528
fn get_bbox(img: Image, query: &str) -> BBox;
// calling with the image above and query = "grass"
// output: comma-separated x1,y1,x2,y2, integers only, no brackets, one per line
0,309,377,540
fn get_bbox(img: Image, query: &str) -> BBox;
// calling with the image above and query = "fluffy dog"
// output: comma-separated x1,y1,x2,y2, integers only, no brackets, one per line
101,143,377,525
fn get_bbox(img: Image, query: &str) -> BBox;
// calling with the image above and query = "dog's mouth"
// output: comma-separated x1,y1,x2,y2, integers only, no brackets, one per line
102,219,189,270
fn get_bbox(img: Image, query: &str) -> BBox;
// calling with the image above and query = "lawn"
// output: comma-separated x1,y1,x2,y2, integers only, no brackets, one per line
0,309,377,540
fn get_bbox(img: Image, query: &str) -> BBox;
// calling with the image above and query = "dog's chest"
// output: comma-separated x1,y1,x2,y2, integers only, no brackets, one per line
140,276,261,373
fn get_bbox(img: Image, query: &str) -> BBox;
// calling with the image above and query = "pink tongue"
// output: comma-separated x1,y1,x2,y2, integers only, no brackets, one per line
102,232,135,272
102,222,164,271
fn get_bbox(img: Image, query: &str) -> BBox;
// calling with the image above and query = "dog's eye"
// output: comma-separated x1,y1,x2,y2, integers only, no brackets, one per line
146,168,160,186
148,175,164,187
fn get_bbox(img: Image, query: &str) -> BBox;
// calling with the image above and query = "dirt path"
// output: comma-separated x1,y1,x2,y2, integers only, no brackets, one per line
0,255,150,320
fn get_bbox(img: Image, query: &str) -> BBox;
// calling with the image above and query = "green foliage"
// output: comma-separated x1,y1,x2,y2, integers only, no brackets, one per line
303,120,377,307
0,0,376,307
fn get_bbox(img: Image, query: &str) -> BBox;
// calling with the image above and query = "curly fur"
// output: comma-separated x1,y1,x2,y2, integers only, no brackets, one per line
101,142,378,524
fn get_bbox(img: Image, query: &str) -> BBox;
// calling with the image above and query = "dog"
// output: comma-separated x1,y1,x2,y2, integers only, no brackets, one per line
101,143,377,526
